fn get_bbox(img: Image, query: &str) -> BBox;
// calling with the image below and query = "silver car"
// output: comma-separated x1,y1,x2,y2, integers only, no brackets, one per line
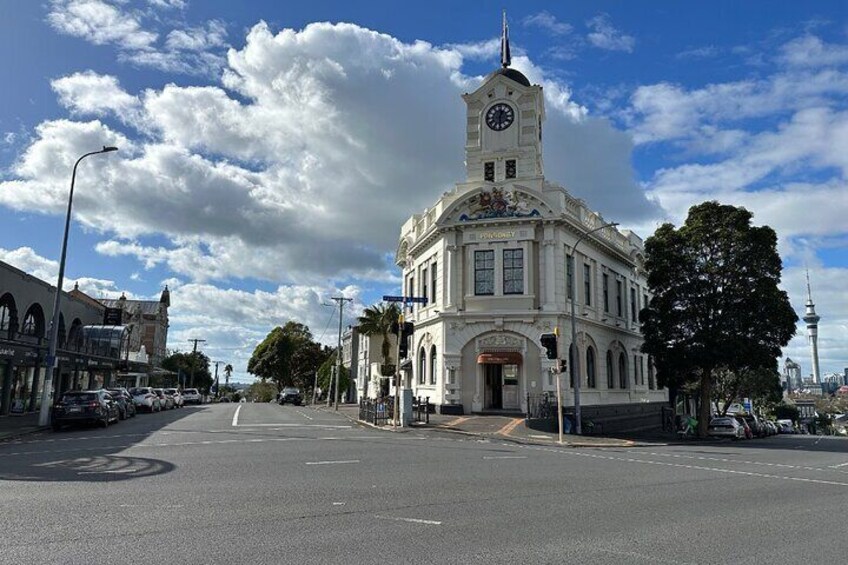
164,388,183,408
130,387,162,413
708,417,745,440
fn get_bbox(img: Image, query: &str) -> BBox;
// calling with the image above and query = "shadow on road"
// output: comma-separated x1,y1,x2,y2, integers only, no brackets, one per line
0,406,206,483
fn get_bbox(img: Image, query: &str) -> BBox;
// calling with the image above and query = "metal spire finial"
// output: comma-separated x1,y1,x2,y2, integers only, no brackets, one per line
501,10,511,68
805,267,813,302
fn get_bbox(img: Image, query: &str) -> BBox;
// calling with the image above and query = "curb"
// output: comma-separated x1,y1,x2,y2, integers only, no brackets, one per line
0,426,50,443
304,405,664,448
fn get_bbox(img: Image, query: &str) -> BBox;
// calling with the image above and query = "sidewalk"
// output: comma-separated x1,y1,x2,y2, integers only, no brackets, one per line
0,412,48,442
312,403,665,448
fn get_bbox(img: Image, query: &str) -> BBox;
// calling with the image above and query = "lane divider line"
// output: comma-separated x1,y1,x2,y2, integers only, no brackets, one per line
374,515,442,525
305,459,360,466
232,405,242,427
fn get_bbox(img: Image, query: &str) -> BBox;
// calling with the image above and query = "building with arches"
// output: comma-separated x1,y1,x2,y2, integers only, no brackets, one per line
0,260,167,417
392,25,666,425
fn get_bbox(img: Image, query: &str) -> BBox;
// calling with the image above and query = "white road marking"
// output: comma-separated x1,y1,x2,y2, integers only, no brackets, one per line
528,435,552,439
483,455,527,460
305,459,360,466
627,450,848,475
524,445,848,488
234,423,351,429
332,502,346,506
374,515,442,525
232,405,242,427
297,410,313,420
829,461,848,468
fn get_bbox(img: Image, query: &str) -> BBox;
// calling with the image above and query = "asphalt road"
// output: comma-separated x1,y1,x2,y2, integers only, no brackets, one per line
1,403,847,565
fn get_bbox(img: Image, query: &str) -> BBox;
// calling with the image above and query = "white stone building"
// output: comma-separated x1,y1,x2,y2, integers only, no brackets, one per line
394,32,666,423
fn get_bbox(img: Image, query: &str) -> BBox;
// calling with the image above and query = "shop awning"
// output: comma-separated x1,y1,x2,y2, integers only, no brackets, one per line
477,352,522,365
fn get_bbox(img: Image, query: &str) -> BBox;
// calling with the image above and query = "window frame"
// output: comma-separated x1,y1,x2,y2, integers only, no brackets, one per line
502,248,524,295
484,161,495,182
429,345,437,385
474,250,495,296
583,263,592,306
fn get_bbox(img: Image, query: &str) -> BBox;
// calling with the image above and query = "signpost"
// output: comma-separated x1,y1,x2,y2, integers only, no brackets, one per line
382,295,428,305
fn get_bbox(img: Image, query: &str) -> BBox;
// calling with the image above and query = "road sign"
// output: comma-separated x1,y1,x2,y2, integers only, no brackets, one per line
382,295,428,305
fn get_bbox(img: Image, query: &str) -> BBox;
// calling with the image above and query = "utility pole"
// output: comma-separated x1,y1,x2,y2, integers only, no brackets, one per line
213,361,224,399
312,371,319,405
187,338,206,389
331,296,353,410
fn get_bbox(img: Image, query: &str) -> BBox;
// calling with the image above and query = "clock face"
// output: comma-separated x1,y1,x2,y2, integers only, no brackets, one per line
485,103,514,131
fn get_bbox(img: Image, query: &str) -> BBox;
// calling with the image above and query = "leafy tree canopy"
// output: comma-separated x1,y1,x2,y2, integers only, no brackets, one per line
247,321,328,391
641,201,798,436
162,350,212,390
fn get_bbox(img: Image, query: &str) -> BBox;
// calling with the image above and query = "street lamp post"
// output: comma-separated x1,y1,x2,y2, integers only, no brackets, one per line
569,221,618,436
38,146,118,427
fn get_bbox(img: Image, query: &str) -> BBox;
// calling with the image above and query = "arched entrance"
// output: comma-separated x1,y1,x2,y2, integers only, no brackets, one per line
477,351,522,411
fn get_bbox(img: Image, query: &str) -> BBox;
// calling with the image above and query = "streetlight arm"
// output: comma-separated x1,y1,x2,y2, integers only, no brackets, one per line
38,146,117,427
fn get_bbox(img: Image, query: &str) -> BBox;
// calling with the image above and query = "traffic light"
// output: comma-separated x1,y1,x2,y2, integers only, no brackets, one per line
540,333,557,360
398,322,414,359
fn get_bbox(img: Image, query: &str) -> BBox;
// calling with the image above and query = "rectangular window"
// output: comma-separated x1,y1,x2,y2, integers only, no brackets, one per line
484,161,495,182
431,263,437,305
630,287,637,322
634,354,639,385
474,250,495,295
583,264,591,306
503,249,524,295
643,293,649,310
505,159,516,179
616,279,622,316
603,273,609,313
422,268,428,300
407,276,414,302
566,255,573,299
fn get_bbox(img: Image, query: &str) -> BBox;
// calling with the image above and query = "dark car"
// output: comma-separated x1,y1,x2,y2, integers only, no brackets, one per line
52,390,120,431
106,388,136,420
277,387,303,406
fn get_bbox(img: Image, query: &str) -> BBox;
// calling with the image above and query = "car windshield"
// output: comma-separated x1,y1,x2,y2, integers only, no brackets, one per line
164,389,177,394
61,393,97,404
183,389,198,394
283,388,300,393
129,388,148,395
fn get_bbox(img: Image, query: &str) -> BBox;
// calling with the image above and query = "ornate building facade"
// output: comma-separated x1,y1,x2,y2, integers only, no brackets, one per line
392,25,667,421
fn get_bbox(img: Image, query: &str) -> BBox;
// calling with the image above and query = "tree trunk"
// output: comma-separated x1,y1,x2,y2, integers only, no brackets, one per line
699,370,712,437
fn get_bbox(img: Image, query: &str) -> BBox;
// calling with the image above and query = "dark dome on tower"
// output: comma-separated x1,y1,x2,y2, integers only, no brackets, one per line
487,67,531,87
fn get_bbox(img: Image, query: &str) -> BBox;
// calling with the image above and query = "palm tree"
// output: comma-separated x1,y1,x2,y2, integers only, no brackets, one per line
224,364,233,387
357,303,401,386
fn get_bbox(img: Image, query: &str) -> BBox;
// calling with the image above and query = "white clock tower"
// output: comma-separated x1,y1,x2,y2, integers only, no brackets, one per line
461,13,545,191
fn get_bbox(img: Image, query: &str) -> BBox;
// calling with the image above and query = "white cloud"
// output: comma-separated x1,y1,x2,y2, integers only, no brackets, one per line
47,0,229,77
586,14,634,53
780,35,848,67
524,12,573,36
0,246,59,282
47,0,157,50
51,71,140,120
1,21,657,286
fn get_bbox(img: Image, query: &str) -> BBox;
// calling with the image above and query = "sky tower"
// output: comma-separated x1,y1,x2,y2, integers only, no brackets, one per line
802,270,821,384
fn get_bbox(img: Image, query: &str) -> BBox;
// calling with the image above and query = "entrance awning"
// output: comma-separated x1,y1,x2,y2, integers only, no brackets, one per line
477,352,522,365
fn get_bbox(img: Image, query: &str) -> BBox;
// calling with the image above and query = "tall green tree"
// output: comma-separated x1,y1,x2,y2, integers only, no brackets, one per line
162,351,212,390
712,366,784,416
358,302,400,377
224,363,233,386
317,353,350,401
247,321,327,391
640,202,797,436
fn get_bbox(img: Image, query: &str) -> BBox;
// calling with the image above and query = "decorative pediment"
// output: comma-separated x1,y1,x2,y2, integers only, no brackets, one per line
456,187,543,222
477,334,524,351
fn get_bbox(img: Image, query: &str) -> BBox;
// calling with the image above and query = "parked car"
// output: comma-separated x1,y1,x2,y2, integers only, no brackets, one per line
734,416,753,439
154,388,174,410
277,387,303,406
52,390,119,430
106,388,136,420
130,387,161,413
777,419,795,434
164,388,183,408
707,417,745,440
181,388,202,405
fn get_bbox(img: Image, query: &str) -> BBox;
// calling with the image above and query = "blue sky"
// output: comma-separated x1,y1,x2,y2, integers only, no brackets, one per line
1,1,846,382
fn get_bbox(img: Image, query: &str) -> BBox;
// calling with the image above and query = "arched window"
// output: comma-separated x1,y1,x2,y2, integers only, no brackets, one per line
586,347,596,389
429,345,437,385
22,304,45,338
0,304,10,334
619,352,627,389
418,347,426,385
606,350,614,389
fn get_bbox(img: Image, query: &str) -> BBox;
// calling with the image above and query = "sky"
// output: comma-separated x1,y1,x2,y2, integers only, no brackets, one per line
0,0,846,383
